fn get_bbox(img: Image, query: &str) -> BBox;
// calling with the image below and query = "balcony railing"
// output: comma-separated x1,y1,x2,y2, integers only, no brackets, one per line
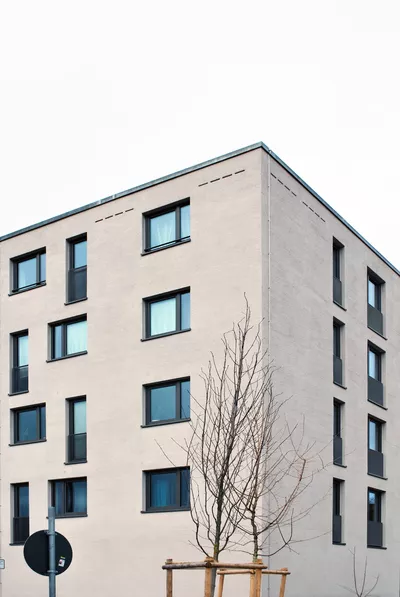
333,277,342,306
368,449,384,478
367,520,383,548
13,516,29,544
333,356,343,385
68,432,87,462
12,365,28,393
68,267,87,303
368,376,383,406
332,514,342,544
368,304,383,336
333,435,343,466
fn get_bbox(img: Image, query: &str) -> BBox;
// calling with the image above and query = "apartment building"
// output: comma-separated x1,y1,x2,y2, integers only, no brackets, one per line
0,142,398,597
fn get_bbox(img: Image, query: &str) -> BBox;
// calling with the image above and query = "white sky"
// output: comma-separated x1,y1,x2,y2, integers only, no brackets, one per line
1,0,399,266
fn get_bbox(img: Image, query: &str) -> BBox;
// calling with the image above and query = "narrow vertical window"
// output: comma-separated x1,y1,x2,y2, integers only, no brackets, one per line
368,417,384,478
332,479,343,544
332,239,343,306
367,489,383,547
12,483,29,543
367,271,384,335
67,398,87,463
67,235,87,303
333,400,343,466
333,321,344,386
11,331,29,393
367,344,384,406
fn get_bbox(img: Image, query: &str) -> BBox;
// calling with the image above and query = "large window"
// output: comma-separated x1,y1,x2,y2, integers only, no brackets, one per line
367,489,383,547
144,201,190,252
145,379,190,425
145,468,190,512
144,290,190,339
67,398,87,463
12,483,29,544
11,331,29,393
67,235,87,303
13,404,46,444
50,317,87,360
11,249,46,293
51,478,87,517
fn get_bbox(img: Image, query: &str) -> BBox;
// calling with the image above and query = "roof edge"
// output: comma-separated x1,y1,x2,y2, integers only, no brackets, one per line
1,140,398,277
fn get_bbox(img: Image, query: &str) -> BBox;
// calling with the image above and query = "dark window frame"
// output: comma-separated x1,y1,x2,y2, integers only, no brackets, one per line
12,404,46,445
67,397,87,463
50,477,87,518
368,488,382,522
10,330,29,394
333,321,342,358
368,272,383,312
144,378,190,426
145,467,190,513
49,315,87,360
368,417,383,453
11,248,46,293
332,239,343,281
143,199,190,252
334,400,342,438
144,288,190,339
368,344,383,382
66,234,87,303
12,482,29,544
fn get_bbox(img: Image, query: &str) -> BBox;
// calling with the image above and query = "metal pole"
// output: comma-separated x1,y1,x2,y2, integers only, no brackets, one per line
48,506,56,597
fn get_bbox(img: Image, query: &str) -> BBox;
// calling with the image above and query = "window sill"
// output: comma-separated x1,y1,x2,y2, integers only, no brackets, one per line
367,545,387,550
141,238,191,256
64,297,88,306
64,460,87,465
9,439,46,447
367,399,387,411
367,325,387,341
141,329,191,342
8,390,29,397
8,282,46,296
55,513,88,519
367,472,388,481
333,301,346,311
141,507,190,514
333,382,347,390
141,418,190,428
333,463,347,468
332,542,346,546
46,351,88,363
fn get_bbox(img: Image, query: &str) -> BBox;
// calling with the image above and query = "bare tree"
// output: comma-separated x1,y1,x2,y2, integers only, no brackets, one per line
341,548,379,597
180,298,317,593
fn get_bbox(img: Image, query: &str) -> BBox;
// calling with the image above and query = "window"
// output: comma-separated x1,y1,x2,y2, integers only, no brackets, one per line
67,398,87,463
67,235,87,303
144,289,190,338
50,317,87,360
145,379,190,425
333,321,343,385
367,489,383,547
11,249,46,293
51,478,87,517
333,400,343,466
12,483,29,544
332,479,343,544
13,405,46,444
368,417,384,477
367,271,384,335
145,468,190,512
144,201,190,252
332,239,343,305
368,344,384,406
11,331,29,393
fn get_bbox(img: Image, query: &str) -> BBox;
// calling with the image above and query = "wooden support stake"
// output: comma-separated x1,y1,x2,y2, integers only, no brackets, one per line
217,573,225,597
255,559,263,597
166,559,173,597
204,557,214,597
249,570,256,597
279,568,289,597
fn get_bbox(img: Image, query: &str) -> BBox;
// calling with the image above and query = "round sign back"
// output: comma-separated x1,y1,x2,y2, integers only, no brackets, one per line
23,530,73,576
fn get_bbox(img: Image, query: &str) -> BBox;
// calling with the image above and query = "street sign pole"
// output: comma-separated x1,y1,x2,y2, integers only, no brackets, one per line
47,507,56,597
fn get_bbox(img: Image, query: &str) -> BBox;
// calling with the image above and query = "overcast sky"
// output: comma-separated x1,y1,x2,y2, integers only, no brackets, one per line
1,1,399,266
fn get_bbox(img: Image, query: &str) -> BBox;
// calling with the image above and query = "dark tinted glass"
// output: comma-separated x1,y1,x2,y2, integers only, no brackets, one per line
181,381,190,419
150,472,177,508
150,385,176,422
180,469,190,507
67,480,87,513
17,409,37,442
17,485,29,517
